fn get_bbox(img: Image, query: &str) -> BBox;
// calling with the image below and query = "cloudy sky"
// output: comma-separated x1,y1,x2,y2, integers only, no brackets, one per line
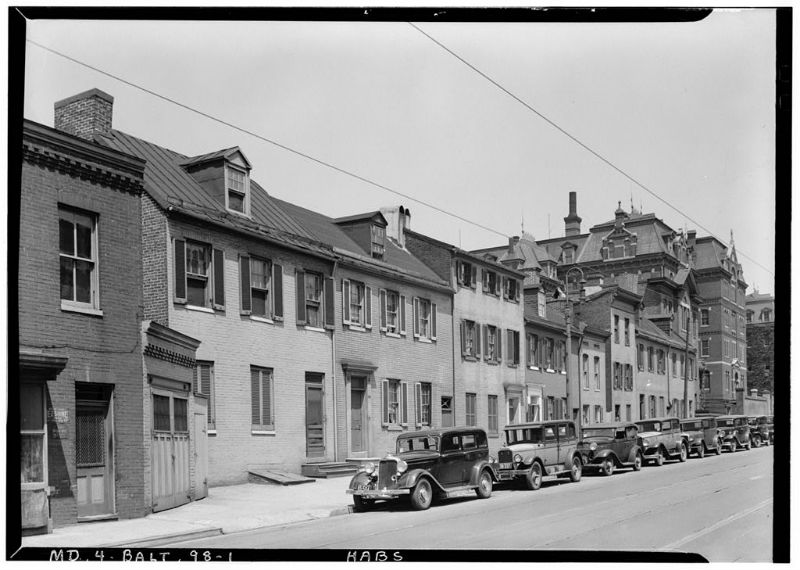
22,9,777,293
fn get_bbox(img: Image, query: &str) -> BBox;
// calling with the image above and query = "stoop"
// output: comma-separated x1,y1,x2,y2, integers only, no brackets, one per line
247,466,315,485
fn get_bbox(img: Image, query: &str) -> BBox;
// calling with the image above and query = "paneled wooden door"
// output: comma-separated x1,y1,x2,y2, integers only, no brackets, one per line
151,389,190,512
305,373,325,458
76,384,114,519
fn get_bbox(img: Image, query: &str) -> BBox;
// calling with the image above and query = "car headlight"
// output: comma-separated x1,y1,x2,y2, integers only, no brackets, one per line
396,460,408,474
513,453,523,464
363,462,375,475
642,438,649,447
688,436,694,442
589,442,597,451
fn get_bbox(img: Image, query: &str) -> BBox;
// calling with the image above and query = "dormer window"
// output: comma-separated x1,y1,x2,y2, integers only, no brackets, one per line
226,165,249,215
371,225,386,259
564,248,574,264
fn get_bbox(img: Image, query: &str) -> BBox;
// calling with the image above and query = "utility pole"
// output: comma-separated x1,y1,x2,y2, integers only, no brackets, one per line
565,267,585,430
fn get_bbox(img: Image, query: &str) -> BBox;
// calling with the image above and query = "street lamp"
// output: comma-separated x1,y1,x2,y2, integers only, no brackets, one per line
564,267,586,431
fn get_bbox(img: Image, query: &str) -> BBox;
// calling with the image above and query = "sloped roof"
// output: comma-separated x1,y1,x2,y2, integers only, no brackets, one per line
96,130,316,241
179,146,251,169
746,292,774,303
693,237,727,271
334,211,387,226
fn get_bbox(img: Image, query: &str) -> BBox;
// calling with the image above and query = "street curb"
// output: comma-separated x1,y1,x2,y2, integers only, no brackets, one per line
102,527,224,548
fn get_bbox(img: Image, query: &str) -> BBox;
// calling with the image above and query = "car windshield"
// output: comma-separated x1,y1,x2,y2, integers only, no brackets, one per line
506,427,543,444
757,417,767,424
582,428,615,439
639,422,661,432
397,436,438,453
682,421,701,430
718,419,735,427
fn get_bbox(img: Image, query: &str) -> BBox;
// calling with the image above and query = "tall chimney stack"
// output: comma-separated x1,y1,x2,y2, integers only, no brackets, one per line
54,88,114,141
564,191,582,236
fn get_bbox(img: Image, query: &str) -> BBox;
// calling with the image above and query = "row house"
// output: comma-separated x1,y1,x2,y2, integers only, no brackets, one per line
405,231,526,455
744,290,773,413
694,235,748,413
17,116,149,532
270,201,453,462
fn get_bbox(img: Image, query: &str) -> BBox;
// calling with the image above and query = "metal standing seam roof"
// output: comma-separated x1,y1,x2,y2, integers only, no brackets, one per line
96,130,317,241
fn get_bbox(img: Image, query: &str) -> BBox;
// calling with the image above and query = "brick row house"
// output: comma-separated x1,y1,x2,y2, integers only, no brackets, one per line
18,116,149,532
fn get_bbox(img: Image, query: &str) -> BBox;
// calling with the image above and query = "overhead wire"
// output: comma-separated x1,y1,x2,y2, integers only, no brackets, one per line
26,38,509,240
408,22,775,278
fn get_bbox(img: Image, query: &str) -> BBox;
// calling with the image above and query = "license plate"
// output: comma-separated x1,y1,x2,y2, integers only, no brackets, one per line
499,462,512,470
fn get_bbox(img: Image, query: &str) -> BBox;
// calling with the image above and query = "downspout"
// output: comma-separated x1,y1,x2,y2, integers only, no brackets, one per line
331,258,339,461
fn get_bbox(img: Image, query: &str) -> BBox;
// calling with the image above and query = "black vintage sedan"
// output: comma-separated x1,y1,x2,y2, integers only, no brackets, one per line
346,427,497,511
577,422,644,476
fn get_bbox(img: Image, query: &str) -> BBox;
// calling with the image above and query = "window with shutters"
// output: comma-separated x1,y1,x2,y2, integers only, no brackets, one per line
382,379,407,427
465,393,477,426
343,279,371,329
507,329,520,366
251,366,274,432
380,289,402,335
186,241,212,307
647,346,654,372
415,382,431,426
485,325,499,363
482,269,500,296
59,206,100,312
624,318,630,346
195,361,216,429
613,362,622,390
527,333,539,368
304,272,324,328
488,395,498,435
582,354,589,389
545,338,555,370
413,297,436,341
594,356,601,390
249,257,271,318
462,319,479,359
175,239,225,311
457,260,477,289
503,277,519,302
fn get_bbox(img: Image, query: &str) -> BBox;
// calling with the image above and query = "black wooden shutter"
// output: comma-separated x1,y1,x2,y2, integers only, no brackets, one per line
379,290,387,331
273,264,283,319
296,270,306,325
475,322,481,357
239,255,251,315
213,248,225,310
431,303,437,339
324,276,335,329
251,368,261,427
174,239,186,303
460,321,467,356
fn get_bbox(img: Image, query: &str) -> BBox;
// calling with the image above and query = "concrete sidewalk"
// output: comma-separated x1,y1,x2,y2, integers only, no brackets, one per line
20,477,354,548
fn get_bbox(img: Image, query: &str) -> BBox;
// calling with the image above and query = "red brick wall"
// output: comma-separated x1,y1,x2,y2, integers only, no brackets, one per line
142,194,169,325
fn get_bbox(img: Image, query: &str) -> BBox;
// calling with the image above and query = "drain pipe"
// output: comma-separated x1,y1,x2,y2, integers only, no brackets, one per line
331,259,339,461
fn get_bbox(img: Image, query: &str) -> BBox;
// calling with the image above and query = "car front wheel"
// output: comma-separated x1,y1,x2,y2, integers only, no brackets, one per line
569,457,582,482
602,458,615,476
410,479,433,510
697,444,705,459
679,443,688,462
475,470,493,499
752,436,761,448
655,449,665,466
525,462,543,490
633,451,643,471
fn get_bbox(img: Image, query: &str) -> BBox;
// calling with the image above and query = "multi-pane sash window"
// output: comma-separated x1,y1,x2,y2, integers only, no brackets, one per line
488,395,498,434
175,239,225,310
637,343,645,370
379,290,405,335
545,338,554,369
503,277,519,302
482,269,500,296
624,318,630,346
304,272,324,327
20,383,45,484
701,339,710,357
59,206,98,308
614,315,620,343
186,241,211,306
382,379,408,426
582,354,589,388
527,333,539,367
624,364,633,391
461,320,480,358
415,382,432,426
465,393,477,426
226,166,248,214
196,361,216,429
343,279,372,329
647,347,654,372
413,297,436,341
456,260,477,288
251,366,274,431
249,257,271,317
594,356,601,390
484,325,502,363
371,225,385,259
613,362,622,390
507,329,520,365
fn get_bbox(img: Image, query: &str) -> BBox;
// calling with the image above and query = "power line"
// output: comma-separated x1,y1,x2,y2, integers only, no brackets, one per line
408,22,775,278
26,38,510,241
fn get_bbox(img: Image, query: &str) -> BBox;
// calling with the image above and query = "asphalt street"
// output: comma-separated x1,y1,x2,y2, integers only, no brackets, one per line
167,445,773,562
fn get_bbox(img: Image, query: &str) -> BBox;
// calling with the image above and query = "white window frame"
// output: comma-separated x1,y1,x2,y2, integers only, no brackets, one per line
382,379,408,427
59,206,101,313
249,256,272,319
304,271,324,328
225,164,250,216
415,382,432,427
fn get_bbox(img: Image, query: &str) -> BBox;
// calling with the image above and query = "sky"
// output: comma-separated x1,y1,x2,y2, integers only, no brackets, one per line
20,9,777,294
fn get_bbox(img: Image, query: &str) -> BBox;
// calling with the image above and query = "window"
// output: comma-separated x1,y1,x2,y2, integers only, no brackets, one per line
466,393,477,426
412,297,436,341
304,272,324,327
507,329,520,365
614,315,620,343
614,404,621,422
20,383,45,484
457,260,477,288
482,269,500,296
503,277,520,302
343,279,370,327
625,364,633,391
546,396,555,420
527,395,541,422
594,405,602,424
508,397,521,424
671,352,677,375
383,379,408,426
657,350,666,375
484,325,502,363
527,333,539,368
379,290,406,335
582,405,590,424
537,291,546,318
637,343,644,371
624,318,630,346
196,361,215,429
564,248,574,264
562,398,568,419
488,395,498,435
441,396,453,426
761,308,772,322
415,383,431,426
647,347,654,372
59,206,98,309
226,165,248,214
175,239,224,310
545,338,555,370
371,225,385,259
680,354,685,377
701,339,709,357
746,310,753,323
555,341,566,372
461,319,480,358
613,362,621,390
249,257,272,318
649,396,656,418
582,354,589,389
251,366,274,431
701,308,709,326
594,356,601,390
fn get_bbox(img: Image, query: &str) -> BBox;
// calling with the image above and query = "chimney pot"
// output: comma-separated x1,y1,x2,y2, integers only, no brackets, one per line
54,88,114,141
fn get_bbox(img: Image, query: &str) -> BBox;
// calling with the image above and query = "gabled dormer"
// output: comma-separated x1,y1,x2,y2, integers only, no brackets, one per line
560,241,579,265
334,211,389,260
181,147,253,216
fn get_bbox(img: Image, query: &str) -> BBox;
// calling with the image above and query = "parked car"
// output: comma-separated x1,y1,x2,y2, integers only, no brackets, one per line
495,420,582,490
577,422,644,475
766,415,775,444
680,417,722,457
747,415,770,447
346,427,497,511
716,415,751,452
635,417,688,465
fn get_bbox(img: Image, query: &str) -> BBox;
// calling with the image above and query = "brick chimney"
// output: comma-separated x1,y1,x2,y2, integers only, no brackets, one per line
564,191,582,236
54,88,114,141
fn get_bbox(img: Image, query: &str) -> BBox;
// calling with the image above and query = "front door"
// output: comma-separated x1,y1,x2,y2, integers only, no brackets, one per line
350,376,366,453
305,373,325,458
151,389,190,512
76,384,114,518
